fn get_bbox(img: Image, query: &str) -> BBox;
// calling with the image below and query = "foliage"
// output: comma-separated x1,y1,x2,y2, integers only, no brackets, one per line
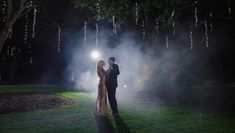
71,0,190,25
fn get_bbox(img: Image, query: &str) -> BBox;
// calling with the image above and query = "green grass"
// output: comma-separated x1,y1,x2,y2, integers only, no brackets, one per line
0,85,235,133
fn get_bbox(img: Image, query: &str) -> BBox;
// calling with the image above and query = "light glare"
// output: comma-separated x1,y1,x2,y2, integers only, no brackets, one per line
90,50,100,60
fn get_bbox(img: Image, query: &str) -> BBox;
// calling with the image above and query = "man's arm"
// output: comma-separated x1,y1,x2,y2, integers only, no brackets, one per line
115,64,120,75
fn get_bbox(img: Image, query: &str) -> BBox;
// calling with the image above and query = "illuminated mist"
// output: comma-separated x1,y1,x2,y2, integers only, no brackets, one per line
64,27,218,105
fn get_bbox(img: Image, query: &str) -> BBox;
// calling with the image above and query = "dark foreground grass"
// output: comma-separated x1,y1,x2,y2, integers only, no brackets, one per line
0,85,234,133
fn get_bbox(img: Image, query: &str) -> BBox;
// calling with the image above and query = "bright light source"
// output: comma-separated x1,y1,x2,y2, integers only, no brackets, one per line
124,85,127,88
90,50,100,60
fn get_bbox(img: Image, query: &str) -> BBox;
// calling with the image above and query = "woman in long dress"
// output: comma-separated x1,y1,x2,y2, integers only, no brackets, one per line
93,60,107,116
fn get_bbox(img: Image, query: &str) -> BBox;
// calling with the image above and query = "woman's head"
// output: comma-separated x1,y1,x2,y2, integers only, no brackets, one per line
97,60,105,70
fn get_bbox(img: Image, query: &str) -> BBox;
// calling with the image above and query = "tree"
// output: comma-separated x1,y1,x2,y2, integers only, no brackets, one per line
0,0,31,52
71,0,190,30
0,0,55,53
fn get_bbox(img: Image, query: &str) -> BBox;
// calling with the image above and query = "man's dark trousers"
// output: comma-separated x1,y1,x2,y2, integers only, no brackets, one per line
107,85,118,113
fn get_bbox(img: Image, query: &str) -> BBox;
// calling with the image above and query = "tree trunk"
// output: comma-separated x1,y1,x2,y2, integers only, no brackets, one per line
0,0,27,53
0,11,22,53
0,24,11,53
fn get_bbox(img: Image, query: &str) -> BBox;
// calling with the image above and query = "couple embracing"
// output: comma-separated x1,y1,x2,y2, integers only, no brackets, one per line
93,57,120,116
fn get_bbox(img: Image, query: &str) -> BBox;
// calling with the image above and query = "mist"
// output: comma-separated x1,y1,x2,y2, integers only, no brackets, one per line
64,26,222,106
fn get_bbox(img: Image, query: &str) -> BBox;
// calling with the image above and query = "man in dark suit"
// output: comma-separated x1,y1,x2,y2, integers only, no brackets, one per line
106,57,120,116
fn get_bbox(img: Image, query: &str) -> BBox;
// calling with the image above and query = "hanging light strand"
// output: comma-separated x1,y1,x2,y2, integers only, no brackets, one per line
228,0,232,19
190,31,193,50
96,0,101,20
84,21,87,45
209,12,214,32
170,10,175,20
112,15,117,34
194,0,198,27
24,14,29,44
135,2,139,25
156,18,159,34
142,20,146,40
172,21,176,37
205,21,209,48
57,26,61,52
8,28,12,39
2,0,7,22
96,23,99,47
166,36,169,48
32,5,37,38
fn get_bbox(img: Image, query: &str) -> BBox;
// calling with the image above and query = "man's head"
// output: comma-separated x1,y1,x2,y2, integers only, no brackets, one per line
108,57,115,66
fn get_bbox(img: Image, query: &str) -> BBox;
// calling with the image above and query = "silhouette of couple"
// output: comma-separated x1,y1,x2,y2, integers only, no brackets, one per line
93,57,120,116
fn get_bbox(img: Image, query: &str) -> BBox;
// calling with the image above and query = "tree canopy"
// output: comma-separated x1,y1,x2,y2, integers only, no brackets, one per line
71,0,190,25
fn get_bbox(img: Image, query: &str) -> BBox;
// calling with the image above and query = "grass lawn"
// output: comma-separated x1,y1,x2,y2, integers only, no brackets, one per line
0,85,235,133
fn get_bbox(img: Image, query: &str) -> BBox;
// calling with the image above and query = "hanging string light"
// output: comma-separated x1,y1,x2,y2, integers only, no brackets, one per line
142,20,146,40
90,23,100,60
209,12,214,32
10,46,16,57
24,1,32,45
24,14,29,44
135,2,139,25
96,0,101,20
112,15,117,34
166,36,169,48
156,18,159,34
84,21,87,45
170,9,176,37
32,5,37,38
57,25,61,52
204,21,209,48
190,31,193,50
8,28,12,39
194,0,198,27
28,39,32,63
2,0,7,22
96,23,99,47
228,0,232,19
28,43,32,64
29,57,33,64
29,0,33,8
172,21,176,37
170,10,175,20
28,0,33,64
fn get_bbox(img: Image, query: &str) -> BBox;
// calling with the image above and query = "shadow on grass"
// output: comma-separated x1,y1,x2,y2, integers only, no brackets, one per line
114,115,131,133
95,115,115,133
